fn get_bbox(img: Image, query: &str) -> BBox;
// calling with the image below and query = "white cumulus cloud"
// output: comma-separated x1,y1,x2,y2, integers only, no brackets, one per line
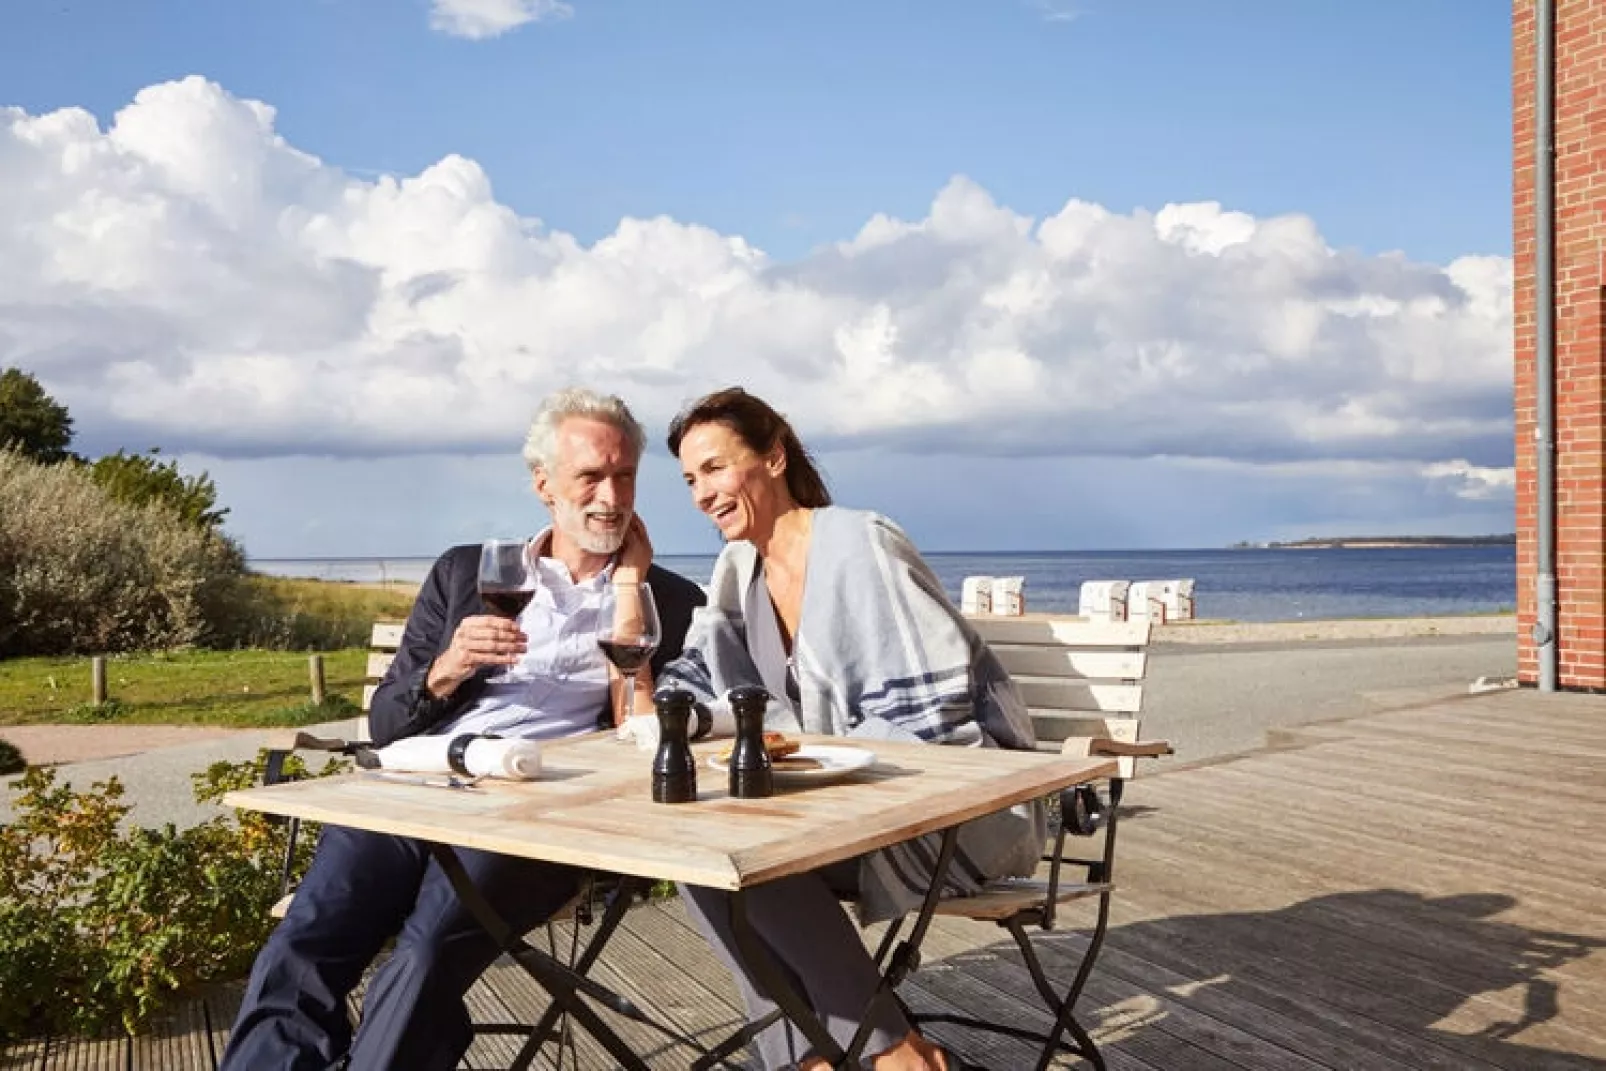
0,78,1514,481
1421,459,1516,501
429,0,572,40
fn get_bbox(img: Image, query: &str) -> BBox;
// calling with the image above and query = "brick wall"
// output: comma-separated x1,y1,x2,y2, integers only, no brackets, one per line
1514,0,1606,688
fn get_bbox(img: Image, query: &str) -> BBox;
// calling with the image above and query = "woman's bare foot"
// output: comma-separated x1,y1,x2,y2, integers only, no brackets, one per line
798,1028,952,1070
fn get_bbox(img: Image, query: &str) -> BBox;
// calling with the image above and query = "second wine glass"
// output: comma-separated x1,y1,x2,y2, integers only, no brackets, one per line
597,581,661,724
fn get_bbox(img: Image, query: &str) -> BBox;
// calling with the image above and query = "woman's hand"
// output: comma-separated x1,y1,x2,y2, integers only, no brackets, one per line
613,514,654,583
426,615,527,697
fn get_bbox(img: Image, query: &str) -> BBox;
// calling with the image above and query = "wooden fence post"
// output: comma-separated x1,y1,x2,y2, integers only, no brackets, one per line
91,656,107,706
309,654,326,705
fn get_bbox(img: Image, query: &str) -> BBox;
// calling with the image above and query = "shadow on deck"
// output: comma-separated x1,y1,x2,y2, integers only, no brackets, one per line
8,688,1606,1069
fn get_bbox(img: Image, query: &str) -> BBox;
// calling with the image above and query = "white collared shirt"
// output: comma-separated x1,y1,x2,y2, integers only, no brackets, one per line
432,532,613,741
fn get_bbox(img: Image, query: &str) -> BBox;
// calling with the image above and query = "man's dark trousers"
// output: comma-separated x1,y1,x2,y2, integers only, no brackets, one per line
221,824,581,1071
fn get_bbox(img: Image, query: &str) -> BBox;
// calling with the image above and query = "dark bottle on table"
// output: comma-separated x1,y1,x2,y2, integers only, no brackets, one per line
727,685,774,799
651,687,698,804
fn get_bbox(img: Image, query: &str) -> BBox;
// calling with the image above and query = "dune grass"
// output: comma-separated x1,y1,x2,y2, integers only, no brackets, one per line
0,576,417,728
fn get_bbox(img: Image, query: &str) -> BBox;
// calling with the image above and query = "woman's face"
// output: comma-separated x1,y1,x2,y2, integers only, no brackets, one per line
678,421,788,542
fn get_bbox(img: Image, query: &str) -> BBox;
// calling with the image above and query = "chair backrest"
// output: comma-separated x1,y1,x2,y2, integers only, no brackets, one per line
356,621,406,741
968,614,1153,779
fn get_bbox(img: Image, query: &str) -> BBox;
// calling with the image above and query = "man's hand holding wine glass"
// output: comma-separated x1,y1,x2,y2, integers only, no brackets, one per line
425,538,536,697
425,615,529,698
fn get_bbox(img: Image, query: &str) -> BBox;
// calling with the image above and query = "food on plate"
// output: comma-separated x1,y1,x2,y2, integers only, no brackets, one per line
717,732,800,764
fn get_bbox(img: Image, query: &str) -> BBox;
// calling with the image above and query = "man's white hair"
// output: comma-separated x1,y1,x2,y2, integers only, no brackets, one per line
521,387,646,473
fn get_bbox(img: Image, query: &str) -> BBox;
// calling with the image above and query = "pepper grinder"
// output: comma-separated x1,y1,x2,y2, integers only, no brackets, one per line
651,687,698,804
726,685,774,799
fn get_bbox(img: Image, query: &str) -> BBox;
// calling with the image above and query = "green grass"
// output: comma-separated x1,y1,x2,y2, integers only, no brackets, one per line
0,575,419,728
0,648,377,727
242,575,417,626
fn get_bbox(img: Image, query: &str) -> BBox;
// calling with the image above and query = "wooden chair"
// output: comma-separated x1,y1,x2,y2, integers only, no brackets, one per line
899,614,1171,1071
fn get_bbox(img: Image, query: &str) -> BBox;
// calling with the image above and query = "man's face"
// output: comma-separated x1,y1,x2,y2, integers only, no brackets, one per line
534,417,639,555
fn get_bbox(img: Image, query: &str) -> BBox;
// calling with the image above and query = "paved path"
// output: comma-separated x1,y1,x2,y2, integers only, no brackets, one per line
1,630,1517,830
1144,632,1515,765
0,715,365,829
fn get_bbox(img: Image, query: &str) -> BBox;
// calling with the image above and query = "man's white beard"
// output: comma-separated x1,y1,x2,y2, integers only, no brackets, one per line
555,497,629,555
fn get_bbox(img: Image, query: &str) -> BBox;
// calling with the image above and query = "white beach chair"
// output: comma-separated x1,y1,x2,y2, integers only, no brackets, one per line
1077,580,1129,622
1158,578,1196,621
961,576,994,615
1126,581,1167,623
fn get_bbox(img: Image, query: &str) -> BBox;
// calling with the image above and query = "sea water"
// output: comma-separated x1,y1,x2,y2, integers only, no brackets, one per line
249,545,1515,624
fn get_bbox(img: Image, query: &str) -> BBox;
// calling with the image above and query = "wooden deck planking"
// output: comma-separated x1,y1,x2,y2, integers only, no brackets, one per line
9,689,1606,1069
1123,787,1606,1045
0,1037,47,1070
128,995,222,1071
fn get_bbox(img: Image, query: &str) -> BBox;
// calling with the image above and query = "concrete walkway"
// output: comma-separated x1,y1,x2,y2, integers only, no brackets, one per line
0,714,366,829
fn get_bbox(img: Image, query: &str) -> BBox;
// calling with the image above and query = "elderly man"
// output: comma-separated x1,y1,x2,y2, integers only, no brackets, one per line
222,387,705,1071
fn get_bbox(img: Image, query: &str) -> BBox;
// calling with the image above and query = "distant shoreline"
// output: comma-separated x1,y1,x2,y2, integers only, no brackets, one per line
1241,535,1517,550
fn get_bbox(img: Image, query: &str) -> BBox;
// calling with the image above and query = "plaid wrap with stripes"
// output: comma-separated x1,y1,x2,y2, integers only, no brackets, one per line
658,507,1046,921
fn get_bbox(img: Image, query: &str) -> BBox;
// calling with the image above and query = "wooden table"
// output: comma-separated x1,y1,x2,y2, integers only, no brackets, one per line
225,733,1116,1068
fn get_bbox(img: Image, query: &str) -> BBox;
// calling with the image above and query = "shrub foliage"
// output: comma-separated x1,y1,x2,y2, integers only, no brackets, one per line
85,449,229,534
0,369,72,465
0,450,248,657
0,753,340,1040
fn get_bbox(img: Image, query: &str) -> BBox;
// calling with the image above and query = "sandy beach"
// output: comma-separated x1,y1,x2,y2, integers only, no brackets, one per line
1153,613,1514,645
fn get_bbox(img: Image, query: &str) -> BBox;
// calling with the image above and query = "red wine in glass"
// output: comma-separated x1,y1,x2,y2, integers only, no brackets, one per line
479,539,536,683
598,639,655,674
598,582,661,722
482,589,535,619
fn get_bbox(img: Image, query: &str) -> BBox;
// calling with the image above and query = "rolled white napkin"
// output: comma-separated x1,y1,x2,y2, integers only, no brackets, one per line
372,735,543,780
615,695,735,751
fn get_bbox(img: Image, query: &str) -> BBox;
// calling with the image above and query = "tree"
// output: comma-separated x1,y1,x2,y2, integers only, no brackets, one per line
87,448,229,533
0,368,73,464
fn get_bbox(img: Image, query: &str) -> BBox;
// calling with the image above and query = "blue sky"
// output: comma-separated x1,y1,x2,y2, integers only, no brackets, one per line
0,1,1515,554
4,0,1510,263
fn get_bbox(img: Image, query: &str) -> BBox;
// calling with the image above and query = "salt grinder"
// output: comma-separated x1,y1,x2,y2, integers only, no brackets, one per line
651,687,698,804
726,685,774,799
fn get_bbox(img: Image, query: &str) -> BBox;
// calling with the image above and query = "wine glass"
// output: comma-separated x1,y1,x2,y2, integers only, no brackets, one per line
597,581,661,725
479,539,536,683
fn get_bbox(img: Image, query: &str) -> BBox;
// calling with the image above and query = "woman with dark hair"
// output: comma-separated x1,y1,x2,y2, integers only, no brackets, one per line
659,388,1042,1071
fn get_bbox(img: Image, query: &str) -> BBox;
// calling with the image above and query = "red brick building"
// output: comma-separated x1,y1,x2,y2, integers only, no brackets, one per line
1515,0,1606,689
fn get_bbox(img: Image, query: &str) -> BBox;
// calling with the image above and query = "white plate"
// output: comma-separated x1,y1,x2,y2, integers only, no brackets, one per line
707,744,878,786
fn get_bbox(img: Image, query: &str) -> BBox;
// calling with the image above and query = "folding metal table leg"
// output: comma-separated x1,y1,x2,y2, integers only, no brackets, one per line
724,826,962,1071
427,844,747,1071
508,876,645,1071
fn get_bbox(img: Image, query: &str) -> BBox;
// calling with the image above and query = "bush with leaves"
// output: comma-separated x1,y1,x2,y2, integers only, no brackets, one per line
0,368,73,465
0,751,341,1041
85,448,229,534
0,738,22,774
0,450,248,657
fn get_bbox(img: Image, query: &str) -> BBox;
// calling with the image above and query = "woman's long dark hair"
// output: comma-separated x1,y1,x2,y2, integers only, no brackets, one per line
667,388,832,508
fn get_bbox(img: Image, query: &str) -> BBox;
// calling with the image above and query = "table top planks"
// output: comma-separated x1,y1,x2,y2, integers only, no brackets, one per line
223,732,1115,890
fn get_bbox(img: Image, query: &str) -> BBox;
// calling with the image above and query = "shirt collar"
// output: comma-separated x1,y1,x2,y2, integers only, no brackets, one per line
526,527,615,592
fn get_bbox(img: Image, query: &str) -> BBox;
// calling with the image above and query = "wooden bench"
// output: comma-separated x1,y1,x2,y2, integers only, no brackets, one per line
357,620,406,742
897,613,1171,1069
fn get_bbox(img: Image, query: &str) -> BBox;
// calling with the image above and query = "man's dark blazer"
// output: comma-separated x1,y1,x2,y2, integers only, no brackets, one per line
369,544,706,747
